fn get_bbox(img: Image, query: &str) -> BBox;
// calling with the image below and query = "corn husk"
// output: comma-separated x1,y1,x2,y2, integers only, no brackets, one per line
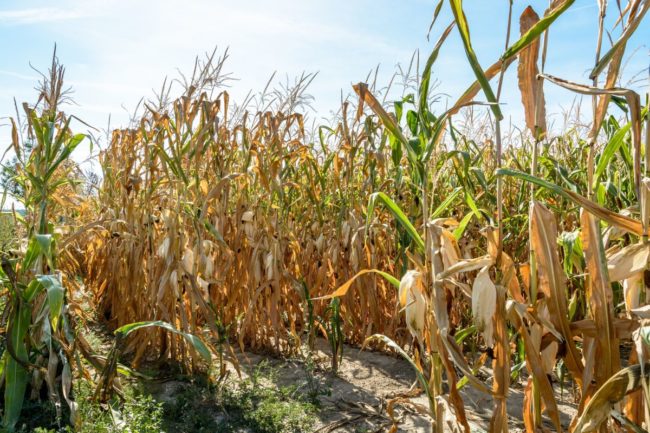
182,247,195,274
399,270,426,344
471,266,496,347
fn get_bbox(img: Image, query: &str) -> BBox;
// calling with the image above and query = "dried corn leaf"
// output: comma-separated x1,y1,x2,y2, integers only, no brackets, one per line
580,210,620,395
623,272,645,312
517,6,546,138
606,243,650,282
398,270,426,343
471,266,496,347
514,314,563,432
573,363,650,433
530,201,584,387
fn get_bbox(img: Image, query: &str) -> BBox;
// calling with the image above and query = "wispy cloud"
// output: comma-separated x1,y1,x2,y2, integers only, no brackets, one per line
0,0,648,147
0,7,86,25
0,69,38,81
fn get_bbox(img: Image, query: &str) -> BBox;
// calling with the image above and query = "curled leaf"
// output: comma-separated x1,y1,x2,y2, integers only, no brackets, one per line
606,243,650,282
398,270,427,343
471,266,496,347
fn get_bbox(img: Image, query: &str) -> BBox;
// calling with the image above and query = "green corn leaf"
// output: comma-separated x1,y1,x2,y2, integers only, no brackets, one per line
394,100,404,123
0,352,6,382
22,234,54,272
29,110,45,151
454,211,475,240
22,238,41,272
454,325,477,344
3,304,31,432
464,191,482,220
589,2,650,79
23,279,43,303
428,0,445,34
35,234,54,262
366,192,424,252
502,0,575,61
36,274,65,332
431,187,462,218
593,122,631,187
497,168,643,235
449,0,502,120
46,133,85,181
202,219,227,246
115,320,211,363
49,116,73,163
406,110,419,136
419,22,455,135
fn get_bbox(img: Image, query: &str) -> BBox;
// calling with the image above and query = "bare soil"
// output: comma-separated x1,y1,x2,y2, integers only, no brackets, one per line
148,338,579,432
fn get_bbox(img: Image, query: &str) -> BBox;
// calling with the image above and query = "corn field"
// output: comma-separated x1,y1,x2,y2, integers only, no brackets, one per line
1,0,650,432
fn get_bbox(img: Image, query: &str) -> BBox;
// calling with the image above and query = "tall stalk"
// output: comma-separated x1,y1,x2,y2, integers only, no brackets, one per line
1,51,85,431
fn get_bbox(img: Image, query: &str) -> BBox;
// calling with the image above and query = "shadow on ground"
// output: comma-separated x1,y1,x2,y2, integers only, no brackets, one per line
144,338,578,433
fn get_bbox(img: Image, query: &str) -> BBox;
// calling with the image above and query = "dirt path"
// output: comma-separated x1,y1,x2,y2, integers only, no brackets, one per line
148,338,578,432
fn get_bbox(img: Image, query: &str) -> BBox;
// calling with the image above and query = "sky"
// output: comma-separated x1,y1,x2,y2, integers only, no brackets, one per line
0,0,648,170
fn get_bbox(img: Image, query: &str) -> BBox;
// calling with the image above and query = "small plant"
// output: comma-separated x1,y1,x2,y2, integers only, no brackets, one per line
301,280,316,352
162,364,317,433
209,302,235,380
74,381,164,433
300,354,331,406
220,367,316,433
94,320,211,402
318,297,344,373
163,385,220,433
15,380,164,433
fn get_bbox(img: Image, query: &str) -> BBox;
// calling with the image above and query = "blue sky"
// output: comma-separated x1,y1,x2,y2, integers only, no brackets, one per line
0,0,648,153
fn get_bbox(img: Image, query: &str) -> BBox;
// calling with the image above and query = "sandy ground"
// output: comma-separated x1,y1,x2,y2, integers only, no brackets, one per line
148,338,578,433
84,309,578,432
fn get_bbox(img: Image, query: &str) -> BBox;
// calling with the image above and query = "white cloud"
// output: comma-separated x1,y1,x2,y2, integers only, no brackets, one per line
0,69,37,81
18,0,420,132
1,0,648,150
0,7,87,25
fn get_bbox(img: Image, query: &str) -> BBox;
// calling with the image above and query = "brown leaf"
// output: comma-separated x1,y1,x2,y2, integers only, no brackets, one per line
485,227,526,302
437,255,493,280
562,186,644,236
353,82,409,150
438,343,472,433
440,329,492,395
517,6,547,139
624,350,645,427
511,311,563,432
522,379,535,433
573,363,650,433
471,266,496,347
449,58,513,116
489,285,510,433
590,45,625,142
530,201,584,387
580,211,621,396
606,243,650,282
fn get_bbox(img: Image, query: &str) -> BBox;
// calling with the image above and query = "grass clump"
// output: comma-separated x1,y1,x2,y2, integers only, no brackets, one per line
222,377,316,433
18,381,164,433
163,364,317,433
78,382,163,433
